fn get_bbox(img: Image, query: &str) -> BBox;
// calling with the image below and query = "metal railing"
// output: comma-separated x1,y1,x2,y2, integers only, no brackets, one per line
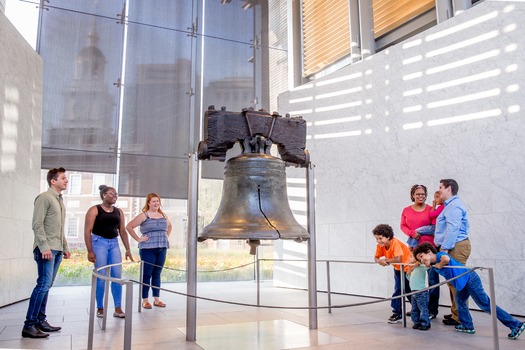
88,257,503,350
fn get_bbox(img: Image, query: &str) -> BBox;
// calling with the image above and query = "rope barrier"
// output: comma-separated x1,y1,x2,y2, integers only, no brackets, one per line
93,260,479,311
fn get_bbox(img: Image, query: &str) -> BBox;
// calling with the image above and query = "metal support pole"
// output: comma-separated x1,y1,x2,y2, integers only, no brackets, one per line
349,0,362,63
358,0,376,58
123,281,133,350
102,267,110,330
87,273,97,350
400,266,407,328
306,162,318,329
487,268,500,350
435,0,453,23
138,260,143,312
326,261,332,314
256,257,261,306
452,0,471,15
186,153,199,341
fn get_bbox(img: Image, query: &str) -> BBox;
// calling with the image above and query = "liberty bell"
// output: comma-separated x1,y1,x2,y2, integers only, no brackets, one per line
198,107,310,254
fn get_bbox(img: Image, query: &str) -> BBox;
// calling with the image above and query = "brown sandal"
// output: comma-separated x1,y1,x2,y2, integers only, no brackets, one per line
153,300,166,307
142,301,152,309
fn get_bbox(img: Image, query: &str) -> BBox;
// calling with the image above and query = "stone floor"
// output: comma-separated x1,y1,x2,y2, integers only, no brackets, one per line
0,281,523,349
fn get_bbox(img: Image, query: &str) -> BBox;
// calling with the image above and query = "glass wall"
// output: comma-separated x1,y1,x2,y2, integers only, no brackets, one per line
35,0,280,286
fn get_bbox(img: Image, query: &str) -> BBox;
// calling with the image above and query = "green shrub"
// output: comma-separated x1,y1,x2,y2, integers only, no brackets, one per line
56,248,273,286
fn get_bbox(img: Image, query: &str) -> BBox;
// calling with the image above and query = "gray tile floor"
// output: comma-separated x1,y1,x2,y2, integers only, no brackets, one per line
0,281,523,349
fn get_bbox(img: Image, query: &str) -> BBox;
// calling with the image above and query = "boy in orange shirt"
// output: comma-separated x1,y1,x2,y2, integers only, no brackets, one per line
373,224,412,323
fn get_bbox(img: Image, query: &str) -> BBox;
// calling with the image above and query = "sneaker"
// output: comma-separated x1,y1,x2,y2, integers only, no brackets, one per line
443,318,461,326
418,324,431,331
429,314,437,320
388,314,402,323
443,314,453,320
412,323,420,329
406,311,412,317
508,322,525,340
454,325,476,334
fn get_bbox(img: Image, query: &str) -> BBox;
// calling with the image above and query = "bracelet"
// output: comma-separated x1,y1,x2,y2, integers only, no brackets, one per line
126,250,130,252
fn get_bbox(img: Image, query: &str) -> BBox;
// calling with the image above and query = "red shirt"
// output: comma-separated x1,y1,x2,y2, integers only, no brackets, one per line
400,205,435,246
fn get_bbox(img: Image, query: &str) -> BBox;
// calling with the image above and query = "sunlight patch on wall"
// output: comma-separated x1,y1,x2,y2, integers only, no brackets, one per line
427,109,501,126
426,30,499,58
315,87,362,99
426,89,500,109
289,109,313,116
426,69,501,91
1,85,20,173
315,101,362,112
314,116,362,126
425,49,500,75
289,96,313,104
313,130,362,139
403,121,423,130
425,11,498,41
316,72,363,86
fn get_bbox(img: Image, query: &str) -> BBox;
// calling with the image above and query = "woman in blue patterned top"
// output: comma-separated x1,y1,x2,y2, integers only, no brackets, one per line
126,193,172,309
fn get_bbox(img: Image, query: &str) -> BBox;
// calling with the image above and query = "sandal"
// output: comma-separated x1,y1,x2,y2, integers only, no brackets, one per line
142,301,152,309
96,308,104,318
153,300,166,307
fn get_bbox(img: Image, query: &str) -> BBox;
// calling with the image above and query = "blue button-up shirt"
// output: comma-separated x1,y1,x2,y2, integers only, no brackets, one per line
434,195,470,250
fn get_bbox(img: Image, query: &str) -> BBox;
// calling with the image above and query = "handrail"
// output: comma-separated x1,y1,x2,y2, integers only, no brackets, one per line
88,257,502,350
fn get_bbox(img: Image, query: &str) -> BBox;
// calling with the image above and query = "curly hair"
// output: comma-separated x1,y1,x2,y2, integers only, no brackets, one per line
412,242,437,260
410,184,428,202
372,224,394,239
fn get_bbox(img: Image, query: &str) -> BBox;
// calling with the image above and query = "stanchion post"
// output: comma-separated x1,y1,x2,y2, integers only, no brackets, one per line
102,267,110,330
186,153,199,341
123,281,133,350
138,260,143,312
487,268,500,350
87,272,97,350
256,257,260,306
326,261,332,314
307,162,318,329
400,265,406,328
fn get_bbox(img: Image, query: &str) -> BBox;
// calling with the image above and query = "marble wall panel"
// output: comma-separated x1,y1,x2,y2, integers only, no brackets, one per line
0,11,42,306
276,1,525,315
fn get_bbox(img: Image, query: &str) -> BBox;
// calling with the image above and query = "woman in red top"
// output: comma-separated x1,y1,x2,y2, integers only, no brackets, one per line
400,184,440,319
401,185,433,247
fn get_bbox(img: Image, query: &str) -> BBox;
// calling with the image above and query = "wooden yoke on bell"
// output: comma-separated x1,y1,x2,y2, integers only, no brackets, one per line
198,106,309,166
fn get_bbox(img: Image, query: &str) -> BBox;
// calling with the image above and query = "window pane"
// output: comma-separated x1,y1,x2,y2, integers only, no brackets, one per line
302,0,350,76
373,0,435,38
118,0,193,199
38,0,124,174
68,173,81,194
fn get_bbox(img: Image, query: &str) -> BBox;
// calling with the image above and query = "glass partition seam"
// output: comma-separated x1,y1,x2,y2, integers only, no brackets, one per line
115,0,129,190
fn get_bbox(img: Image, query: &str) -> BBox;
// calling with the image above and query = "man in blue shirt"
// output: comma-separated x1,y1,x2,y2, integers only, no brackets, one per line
434,179,471,326
413,243,524,339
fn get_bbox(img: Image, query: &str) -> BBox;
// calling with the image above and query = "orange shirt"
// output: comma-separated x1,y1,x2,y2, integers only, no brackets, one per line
375,237,412,271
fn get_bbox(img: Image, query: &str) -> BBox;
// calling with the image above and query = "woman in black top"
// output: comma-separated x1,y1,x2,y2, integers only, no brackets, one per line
84,185,133,318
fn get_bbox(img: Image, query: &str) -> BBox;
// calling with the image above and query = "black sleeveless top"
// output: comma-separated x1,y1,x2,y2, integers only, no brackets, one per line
92,205,121,239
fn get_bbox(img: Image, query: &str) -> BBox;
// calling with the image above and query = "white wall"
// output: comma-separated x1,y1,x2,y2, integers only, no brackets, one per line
276,0,525,315
0,11,43,306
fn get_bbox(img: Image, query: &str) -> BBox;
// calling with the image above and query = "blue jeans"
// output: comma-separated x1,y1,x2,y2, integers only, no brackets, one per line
140,248,167,298
24,248,63,326
92,235,122,308
456,271,521,330
427,268,440,315
392,268,412,315
411,290,430,327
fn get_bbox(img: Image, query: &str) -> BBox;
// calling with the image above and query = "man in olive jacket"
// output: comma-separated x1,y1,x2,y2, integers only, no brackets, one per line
22,167,71,338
